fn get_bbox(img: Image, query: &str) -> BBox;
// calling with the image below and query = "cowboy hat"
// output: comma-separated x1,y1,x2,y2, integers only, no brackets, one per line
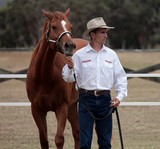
82,17,114,39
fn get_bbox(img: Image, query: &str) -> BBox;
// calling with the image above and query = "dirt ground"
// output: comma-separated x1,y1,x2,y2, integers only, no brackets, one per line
0,50,160,149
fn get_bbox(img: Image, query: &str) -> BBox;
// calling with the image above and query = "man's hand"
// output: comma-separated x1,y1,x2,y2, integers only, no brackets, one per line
67,57,74,69
111,98,120,107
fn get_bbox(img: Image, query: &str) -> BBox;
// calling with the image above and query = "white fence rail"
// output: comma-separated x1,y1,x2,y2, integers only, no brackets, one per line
0,73,160,78
0,74,27,79
0,73,160,106
1,102,160,107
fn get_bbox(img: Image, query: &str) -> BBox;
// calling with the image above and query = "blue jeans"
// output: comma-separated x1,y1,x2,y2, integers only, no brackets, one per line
78,92,112,149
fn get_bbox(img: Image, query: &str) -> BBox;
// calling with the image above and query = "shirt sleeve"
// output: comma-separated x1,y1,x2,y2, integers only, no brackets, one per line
62,64,75,83
114,54,128,101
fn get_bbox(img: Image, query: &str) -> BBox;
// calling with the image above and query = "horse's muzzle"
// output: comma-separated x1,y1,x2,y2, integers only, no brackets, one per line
63,42,76,57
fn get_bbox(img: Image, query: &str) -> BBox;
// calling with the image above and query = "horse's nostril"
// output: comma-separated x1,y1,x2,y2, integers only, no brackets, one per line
65,42,76,49
65,42,70,48
73,44,76,49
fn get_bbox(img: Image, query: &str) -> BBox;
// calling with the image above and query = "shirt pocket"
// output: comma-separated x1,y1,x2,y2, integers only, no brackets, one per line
81,60,95,69
104,60,113,69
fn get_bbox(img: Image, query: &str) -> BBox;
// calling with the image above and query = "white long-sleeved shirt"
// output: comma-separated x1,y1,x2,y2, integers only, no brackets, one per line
62,43,127,101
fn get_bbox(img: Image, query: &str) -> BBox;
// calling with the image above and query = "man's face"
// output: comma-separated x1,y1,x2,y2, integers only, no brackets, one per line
92,28,108,44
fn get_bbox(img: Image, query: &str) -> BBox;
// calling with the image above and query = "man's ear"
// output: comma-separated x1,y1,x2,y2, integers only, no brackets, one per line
90,32,96,38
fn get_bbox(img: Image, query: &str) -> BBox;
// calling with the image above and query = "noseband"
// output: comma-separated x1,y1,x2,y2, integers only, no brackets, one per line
45,23,72,46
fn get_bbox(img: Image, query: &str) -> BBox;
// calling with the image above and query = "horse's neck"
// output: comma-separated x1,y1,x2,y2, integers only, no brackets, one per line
32,37,57,82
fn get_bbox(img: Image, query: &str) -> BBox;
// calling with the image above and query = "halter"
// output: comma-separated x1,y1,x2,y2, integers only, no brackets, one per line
45,23,72,46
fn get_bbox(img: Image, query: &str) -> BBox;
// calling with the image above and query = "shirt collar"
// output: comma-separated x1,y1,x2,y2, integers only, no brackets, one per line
86,43,108,53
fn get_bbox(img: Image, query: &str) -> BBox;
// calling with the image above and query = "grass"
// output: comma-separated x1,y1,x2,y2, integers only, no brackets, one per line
0,50,160,149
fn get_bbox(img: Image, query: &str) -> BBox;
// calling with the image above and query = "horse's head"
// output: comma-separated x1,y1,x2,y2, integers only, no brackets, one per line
43,9,76,57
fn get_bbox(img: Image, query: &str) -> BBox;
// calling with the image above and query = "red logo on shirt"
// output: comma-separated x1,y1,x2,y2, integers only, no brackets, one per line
105,60,112,63
82,60,91,63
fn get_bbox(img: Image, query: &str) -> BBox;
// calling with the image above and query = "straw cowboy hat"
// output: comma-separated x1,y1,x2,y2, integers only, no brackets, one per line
82,17,114,39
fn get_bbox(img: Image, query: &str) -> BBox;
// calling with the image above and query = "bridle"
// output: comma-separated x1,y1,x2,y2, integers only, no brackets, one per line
45,22,72,46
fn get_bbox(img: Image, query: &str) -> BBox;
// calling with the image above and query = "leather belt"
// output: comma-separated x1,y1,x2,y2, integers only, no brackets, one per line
79,88,110,96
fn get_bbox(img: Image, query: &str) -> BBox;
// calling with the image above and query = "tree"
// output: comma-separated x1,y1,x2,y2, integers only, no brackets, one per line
0,0,159,49
108,0,160,49
0,0,57,47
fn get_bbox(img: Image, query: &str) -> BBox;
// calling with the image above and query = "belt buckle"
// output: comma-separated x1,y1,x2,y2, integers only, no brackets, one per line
94,90,99,96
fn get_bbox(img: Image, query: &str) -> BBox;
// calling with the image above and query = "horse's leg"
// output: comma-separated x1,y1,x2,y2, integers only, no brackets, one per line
55,103,68,149
31,105,49,149
68,102,80,149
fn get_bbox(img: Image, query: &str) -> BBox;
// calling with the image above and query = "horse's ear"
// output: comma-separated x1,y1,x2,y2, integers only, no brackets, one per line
65,8,70,17
42,10,53,21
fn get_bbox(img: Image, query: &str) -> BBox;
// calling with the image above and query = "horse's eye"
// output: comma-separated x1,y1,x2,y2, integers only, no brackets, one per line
52,26,56,30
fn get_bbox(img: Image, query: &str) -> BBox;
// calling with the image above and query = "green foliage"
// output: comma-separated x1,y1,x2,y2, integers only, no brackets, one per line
0,0,159,49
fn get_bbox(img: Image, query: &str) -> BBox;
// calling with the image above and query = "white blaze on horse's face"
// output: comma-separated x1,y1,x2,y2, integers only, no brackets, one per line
61,20,70,37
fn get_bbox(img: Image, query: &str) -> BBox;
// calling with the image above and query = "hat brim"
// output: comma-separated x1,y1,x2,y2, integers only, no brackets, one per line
82,25,114,40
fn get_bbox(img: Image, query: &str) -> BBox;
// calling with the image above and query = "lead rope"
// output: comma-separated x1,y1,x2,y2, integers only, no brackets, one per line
72,68,124,149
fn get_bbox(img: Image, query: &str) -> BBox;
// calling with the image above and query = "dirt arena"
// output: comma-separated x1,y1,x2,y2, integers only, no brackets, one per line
0,50,160,149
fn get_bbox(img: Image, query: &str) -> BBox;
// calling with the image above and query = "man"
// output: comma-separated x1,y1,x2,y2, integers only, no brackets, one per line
62,17,127,149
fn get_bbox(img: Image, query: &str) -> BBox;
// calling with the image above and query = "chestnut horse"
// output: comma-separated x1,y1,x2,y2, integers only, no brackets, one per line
26,9,88,149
